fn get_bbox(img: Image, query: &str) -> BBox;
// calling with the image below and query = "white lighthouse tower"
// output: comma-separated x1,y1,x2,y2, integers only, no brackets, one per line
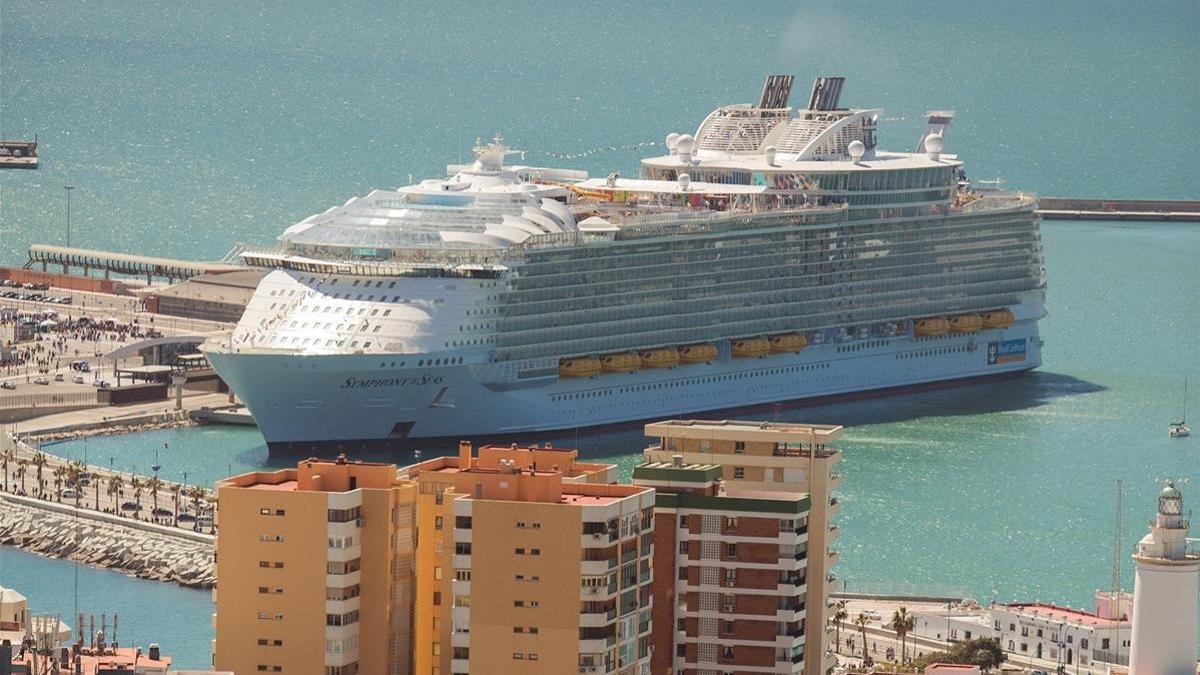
1128,480,1199,675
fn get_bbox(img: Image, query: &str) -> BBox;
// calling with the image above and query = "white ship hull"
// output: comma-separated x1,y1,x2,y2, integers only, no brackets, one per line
207,316,1042,452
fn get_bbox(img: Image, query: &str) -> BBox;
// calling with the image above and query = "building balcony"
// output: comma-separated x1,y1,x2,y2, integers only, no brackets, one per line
455,528,472,544
326,545,362,563
451,630,469,648
827,497,841,517
452,553,471,569
827,549,839,566
451,658,469,673
580,610,615,628
827,523,840,542
324,597,361,615
581,558,618,575
581,584,618,599
326,520,360,539
326,570,361,588
830,472,843,489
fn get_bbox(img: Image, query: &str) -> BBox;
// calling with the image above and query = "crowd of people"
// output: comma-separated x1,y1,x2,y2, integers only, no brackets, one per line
0,311,163,372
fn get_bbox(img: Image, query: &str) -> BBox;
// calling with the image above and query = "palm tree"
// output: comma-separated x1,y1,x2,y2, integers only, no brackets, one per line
30,451,47,496
93,476,102,511
16,459,28,493
170,483,182,526
891,605,915,663
130,476,144,513
107,474,124,512
187,486,206,529
853,612,870,659
832,601,848,654
0,446,14,491
148,475,162,514
52,465,66,500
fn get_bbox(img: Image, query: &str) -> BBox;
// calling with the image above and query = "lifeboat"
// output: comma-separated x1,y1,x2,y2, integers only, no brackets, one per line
679,343,718,364
732,337,770,358
639,347,680,369
981,309,1015,329
559,357,601,378
913,317,950,336
948,314,983,333
769,333,808,353
600,352,640,373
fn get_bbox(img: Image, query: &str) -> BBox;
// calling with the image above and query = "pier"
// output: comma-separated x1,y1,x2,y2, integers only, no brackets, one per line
26,244,242,283
1037,197,1200,221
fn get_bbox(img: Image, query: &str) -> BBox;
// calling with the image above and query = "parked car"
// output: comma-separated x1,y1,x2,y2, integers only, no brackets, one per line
120,501,142,511
1,381,15,390
60,488,81,499
73,374,85,384
53,373,64,382
58,297,72,305
33,377,49,385
176,513,197,522
152,507,172,517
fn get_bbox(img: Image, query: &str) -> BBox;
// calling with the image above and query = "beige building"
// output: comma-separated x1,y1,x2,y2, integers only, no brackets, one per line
406,442,655,675
213,456,416,675
639,419,843,675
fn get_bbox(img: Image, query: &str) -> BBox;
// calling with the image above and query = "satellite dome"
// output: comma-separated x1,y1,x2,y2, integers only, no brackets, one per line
847,140,866,162
676,134,695,154
925,133,944,154
764,145,778,166
666,132,681,152
678,173,691,192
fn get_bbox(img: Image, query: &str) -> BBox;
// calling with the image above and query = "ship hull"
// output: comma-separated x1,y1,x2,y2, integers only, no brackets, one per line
206,320,1042,454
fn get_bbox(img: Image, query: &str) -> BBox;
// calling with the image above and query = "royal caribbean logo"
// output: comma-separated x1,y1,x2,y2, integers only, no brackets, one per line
987,338,1026,365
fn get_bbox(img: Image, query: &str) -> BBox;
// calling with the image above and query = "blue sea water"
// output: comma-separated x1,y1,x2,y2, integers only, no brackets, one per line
2,1,1199,669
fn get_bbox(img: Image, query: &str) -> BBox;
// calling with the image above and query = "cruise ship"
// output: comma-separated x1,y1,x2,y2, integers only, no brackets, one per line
204,76,1045,452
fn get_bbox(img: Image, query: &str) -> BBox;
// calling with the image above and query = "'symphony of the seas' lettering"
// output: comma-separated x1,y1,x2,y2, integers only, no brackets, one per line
341,374,445,389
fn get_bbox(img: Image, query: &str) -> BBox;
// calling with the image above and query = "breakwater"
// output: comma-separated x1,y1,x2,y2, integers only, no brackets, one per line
1038,197,1200,221
0,494,215,588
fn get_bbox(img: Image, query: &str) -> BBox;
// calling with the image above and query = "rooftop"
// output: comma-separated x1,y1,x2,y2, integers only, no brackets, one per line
999,602,1127,626
646,418,843,443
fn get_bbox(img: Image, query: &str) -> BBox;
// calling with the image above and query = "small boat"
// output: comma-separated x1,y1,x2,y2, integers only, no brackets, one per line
914,317,949,336
732,337,770,358
981,308,1014,329
600,352,640,373
948,314,983,333
559,356,601,378
769,333,808,353
1169,377,1191,438
679,343,717,364
0,139,38,169
639,347,679,369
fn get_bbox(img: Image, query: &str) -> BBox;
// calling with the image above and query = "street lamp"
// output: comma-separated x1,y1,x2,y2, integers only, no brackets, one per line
63,186,75,248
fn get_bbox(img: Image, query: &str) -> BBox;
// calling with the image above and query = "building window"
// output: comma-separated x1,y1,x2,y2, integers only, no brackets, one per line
724,517,737,530
734,441,745,454
733,467,745,479
435,516,443,529
726,544,737,558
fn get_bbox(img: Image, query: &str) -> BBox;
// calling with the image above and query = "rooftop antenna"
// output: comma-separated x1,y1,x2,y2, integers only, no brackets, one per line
1111,478,1124,663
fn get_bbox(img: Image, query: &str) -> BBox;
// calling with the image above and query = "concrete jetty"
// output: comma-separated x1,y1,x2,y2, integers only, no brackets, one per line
0,493,214,587
1038,197,1200,221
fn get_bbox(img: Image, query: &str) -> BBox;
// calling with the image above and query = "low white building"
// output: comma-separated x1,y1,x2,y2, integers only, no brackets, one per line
990,591,1132,670
910,604,996,644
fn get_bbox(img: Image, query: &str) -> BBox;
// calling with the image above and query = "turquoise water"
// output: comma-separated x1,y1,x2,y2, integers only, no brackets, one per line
2,0,1199,669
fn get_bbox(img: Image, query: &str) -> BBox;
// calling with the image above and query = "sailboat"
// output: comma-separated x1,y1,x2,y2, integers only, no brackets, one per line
1169,376,1190,438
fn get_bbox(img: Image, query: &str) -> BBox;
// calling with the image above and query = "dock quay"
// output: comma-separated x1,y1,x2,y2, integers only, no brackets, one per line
0,140,38,169
1037,197,1200,221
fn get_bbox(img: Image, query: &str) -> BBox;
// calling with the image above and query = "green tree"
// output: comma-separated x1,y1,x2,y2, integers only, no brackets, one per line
0,446,14,491
832,601,848,654
30,451,47,496
130,476,144,513
170,483,182,526
891,605,916,663
107,473,124,511
853,612,870,659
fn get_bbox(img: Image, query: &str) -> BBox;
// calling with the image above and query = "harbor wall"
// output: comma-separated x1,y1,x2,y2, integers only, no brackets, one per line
0,493,215,587
1037,197,1200,221
0,266,136,294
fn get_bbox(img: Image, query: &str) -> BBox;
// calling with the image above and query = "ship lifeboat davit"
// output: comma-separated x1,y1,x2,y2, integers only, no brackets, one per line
981,308,1015,329
600,352,640,373
913,317,950,336
948,314,983,333
639,347,680,369
679,343,717,364
559,356,601,378
732,337,770,358
769,333,808,353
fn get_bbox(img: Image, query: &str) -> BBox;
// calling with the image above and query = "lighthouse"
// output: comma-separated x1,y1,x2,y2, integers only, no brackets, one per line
1128,481,1199,675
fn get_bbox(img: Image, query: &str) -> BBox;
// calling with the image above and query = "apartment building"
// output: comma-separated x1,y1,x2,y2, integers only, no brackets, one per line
636,419,843,675
406,441,655,675
213,456,416,675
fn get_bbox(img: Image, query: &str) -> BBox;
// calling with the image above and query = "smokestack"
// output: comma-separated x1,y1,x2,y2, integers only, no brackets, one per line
458,441,472,469
148,644,160,661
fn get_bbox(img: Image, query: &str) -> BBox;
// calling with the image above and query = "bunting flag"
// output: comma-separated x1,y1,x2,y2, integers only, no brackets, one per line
535,141,661,161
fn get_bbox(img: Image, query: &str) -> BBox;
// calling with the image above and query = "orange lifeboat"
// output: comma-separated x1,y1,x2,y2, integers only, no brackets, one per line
639,347,680,369
948,314,983,333
600,352,640,373
914,317,950,336
769,333,808,353
732,337,770,358
679,343,718,364
559,357,601,378
981,309,1015,329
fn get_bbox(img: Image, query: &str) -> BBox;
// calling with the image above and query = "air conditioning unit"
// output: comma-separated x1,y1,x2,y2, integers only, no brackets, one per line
588,587,599,594
592,533,602,540
723,604,735,613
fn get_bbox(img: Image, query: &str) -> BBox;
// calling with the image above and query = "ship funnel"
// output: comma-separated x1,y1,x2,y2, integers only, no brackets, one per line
807,76,846,111
759,74,795,109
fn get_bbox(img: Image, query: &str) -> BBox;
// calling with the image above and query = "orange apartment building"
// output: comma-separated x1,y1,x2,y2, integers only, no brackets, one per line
213,456,416,675
635,419,843,675
406,442,656,675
